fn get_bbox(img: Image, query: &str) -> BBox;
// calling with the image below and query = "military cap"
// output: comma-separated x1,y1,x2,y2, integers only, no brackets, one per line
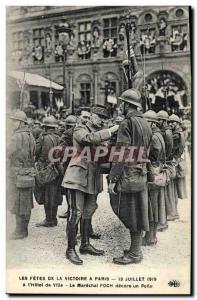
157,110,169,121
10,109,28,124
42,116,58,128
169,114,181,123
118,89,142,108
143,110,159,123
91,104,109,119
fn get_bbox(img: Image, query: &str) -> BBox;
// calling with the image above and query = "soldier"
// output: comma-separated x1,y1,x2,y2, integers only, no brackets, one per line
169,114,186,211
143,110,166,245
79,110,91,125
31,119,43,141
8,110,36,239
35,116,63,227
157,110,173,228
59,115,77,219
109,89,152,265
62,105,119,265
157,111,173,160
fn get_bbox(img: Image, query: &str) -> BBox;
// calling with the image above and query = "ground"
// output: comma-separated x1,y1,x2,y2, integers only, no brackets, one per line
6,153,191,294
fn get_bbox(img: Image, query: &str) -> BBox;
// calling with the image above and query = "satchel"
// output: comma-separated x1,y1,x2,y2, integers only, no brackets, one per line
147,161,155,183
167,163,176,179
16,174,35,188
35,164,59,186
176,159,185,178
16,167,36,189
149,165,170,188
117,165,147,193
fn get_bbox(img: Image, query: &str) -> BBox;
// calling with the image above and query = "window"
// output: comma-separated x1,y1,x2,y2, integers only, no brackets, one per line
170,25,188,52
12,31,24,51
103,18,118,58
144,13,153,22
79,22,91,42
140,28,156,54
176,9,184,18
33,28,45,46
80,83,91,105
103,17,118,41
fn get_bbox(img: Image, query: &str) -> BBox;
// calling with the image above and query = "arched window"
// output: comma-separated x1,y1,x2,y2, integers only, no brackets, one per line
144,70,188,114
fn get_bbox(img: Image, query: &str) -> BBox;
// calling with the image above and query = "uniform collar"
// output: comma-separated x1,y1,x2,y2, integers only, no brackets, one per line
15,126,30,133
126,110,143,119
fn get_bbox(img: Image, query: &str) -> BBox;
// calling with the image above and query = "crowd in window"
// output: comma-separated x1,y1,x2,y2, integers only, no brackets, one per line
10,15,189,65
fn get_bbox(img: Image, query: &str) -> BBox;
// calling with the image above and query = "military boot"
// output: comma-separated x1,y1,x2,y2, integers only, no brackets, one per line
10,215,25,240
36,205,52,227
142,222,157,246
157,222,168,232
51,206,58,227
114,231,143,265
66,222,83,265
79,219,104,256
89,217,101,240
24,214,31,237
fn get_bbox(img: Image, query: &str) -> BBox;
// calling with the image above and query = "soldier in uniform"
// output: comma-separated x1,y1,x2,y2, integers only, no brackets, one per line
157,111,174,228
31,119,43,141
109,89,152,265
35,116,63,227
169,114,186,213
59,115,77,219
62,105,119,265
8,110,36,239
143,110,166,245
79,110,91,125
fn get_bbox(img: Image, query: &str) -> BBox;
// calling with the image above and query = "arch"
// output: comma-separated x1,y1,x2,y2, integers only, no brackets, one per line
168,7,189,20
137,9,158,25
103,72,119,82
137,69,190,112
136,68,190,92
76,73,92,82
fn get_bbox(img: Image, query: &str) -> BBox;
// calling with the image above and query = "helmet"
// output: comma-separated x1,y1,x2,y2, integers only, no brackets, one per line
118,89,142,109
157,110,169,121
10,110,28,124
65,115,77,127
42,116,58,128
169,114,181,123
143,110,159,123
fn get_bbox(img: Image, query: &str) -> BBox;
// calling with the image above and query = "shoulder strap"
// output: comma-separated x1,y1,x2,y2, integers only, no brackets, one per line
133,116,152,149
154,131,166,164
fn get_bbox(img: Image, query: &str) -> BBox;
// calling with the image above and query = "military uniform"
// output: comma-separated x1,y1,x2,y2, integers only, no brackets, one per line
143,110,166,245
62,105,113,265
169,115,186,219
157,111,174,227
173,127,186,199
8,110,36,239
35,116,63,227
109,89,152,265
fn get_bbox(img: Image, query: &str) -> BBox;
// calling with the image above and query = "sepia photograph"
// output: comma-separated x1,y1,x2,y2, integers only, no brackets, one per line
6,5,192,295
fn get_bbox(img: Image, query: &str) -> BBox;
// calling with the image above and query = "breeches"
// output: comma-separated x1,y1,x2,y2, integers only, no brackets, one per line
67,189,98,226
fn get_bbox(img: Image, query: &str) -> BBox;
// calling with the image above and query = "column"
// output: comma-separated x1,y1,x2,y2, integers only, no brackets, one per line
93,65,98,104
38,90,42,108
68,68,74,109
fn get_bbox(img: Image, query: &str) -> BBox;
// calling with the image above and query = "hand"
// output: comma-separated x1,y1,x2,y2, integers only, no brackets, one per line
108,182,117,195
109,125,119,134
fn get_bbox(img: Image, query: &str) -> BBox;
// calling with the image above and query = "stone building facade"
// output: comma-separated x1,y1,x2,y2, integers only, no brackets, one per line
6,6,191,113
